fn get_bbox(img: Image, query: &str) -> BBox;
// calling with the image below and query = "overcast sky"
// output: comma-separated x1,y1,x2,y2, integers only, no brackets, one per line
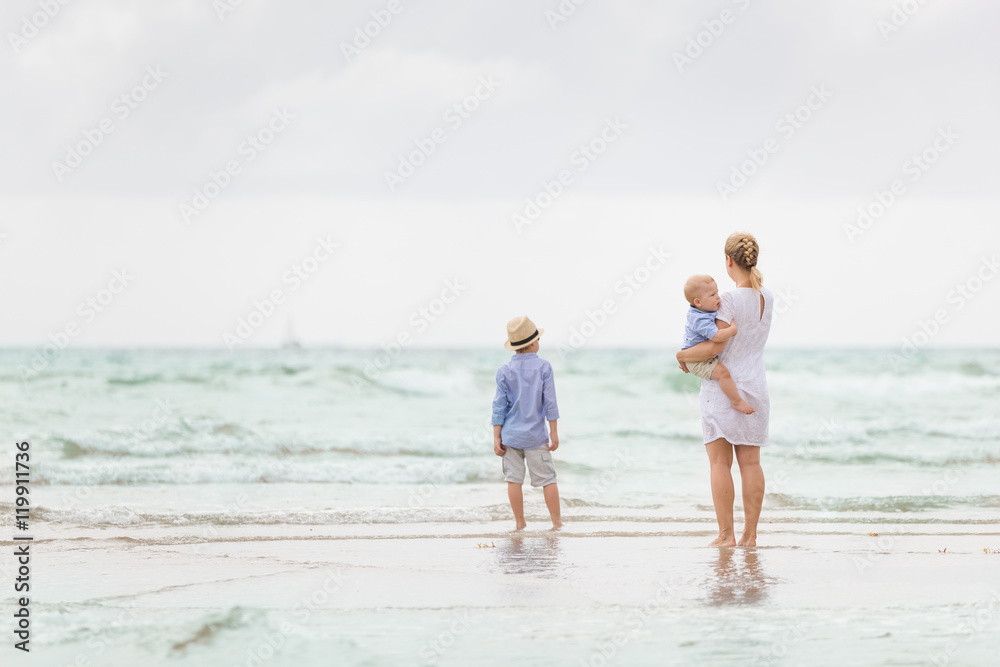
2,0,998,349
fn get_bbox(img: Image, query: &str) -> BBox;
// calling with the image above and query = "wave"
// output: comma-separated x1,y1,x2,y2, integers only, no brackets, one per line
7,496,1000,535
4,350,493,396
48,430,1000,468
769,413,1000,450
107,373,166,386
11,456,503,485
48,434,497,462
772,443,1000,467
765,494,1000,513
561,498,669,509
0,503,513,528
610,427,701,441
3,500,998,530
956,361,997,377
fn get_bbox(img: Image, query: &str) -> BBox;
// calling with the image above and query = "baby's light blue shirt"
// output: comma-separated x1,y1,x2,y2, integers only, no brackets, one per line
682,306,719,349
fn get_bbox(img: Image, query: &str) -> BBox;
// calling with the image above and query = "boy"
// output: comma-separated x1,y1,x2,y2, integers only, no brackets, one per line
491,316,562,531
679,275,755,415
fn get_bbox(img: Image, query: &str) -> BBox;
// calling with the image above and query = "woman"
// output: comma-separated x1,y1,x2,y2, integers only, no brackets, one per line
677,232,772,547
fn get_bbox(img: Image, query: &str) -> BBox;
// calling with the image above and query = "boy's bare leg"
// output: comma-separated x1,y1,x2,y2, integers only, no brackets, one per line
710,363,755,414
507,482,526,531
705,439,736,546
543,483,562,530
734,445,764,547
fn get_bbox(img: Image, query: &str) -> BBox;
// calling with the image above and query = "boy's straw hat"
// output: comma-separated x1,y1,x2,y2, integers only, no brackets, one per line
504,316,544,351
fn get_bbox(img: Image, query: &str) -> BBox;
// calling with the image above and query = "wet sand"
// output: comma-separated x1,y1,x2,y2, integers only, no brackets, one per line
8,519,1000,666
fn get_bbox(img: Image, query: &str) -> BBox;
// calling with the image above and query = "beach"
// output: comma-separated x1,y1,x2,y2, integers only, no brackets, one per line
9,517,1000,666
2,348,999,665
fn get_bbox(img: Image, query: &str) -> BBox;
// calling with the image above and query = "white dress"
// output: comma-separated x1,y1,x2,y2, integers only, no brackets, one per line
700,287,773,447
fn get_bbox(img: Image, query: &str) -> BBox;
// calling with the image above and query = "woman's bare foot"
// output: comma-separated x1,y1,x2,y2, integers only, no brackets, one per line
737,533,756,547
550,521,563,531
709,530,736,547
731,399,755,415
514,522,526,532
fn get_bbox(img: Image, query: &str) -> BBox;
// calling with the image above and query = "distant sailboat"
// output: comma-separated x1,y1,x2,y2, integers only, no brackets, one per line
282,314,303,349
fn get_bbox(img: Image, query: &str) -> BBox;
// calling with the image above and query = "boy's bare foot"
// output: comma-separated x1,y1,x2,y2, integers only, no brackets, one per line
550,521,563,531
731,399,755,415
708,530,736,547
514,522,526,532
737,533,757,547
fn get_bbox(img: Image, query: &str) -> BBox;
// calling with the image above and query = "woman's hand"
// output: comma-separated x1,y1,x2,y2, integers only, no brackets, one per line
678,360,690,373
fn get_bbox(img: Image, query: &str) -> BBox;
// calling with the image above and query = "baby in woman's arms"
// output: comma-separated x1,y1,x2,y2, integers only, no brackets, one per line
679,274,755,415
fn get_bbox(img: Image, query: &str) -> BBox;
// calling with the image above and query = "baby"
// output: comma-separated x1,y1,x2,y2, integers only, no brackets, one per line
679,275,755,415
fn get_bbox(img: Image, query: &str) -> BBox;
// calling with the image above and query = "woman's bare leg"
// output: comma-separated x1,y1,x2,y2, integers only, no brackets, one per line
734,445,765,546
705,438,736,547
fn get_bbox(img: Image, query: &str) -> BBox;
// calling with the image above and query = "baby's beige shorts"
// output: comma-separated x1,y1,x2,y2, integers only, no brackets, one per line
689,356,720,380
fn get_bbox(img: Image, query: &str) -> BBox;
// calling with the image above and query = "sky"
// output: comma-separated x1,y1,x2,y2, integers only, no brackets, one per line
2,0,999,349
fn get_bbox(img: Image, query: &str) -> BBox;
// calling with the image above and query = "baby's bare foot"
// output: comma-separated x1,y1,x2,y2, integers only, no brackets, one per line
731,399,755,415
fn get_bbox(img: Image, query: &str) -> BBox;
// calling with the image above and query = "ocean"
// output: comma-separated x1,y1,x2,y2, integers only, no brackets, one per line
1,347,998,666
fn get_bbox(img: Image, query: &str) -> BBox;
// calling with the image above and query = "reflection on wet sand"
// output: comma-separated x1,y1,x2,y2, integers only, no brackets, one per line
705,548,774,606
495,534,561,576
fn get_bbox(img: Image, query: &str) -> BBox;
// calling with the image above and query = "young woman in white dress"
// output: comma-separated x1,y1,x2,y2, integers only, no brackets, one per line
677,233,772,547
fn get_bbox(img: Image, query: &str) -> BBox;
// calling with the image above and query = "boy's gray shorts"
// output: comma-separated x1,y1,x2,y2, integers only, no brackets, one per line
502,445,557,487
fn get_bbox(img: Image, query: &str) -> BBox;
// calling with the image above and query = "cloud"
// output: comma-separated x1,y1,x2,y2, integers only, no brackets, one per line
4,0,999,198
2,1,998,346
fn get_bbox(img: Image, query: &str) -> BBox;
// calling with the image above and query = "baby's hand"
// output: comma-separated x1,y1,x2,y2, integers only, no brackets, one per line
714,323,737,342
494,441,505,456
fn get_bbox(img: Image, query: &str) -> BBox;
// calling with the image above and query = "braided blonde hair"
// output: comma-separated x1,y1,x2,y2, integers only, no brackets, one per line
724,232,763,292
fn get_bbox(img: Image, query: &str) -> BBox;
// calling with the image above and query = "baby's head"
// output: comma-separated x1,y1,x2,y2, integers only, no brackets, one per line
684,275,721,312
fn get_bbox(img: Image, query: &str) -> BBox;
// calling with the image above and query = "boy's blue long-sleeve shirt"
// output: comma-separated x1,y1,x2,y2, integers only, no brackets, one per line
491,353,559,449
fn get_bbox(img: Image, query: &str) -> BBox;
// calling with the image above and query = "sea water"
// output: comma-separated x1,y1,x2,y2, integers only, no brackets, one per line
0,348,998,665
